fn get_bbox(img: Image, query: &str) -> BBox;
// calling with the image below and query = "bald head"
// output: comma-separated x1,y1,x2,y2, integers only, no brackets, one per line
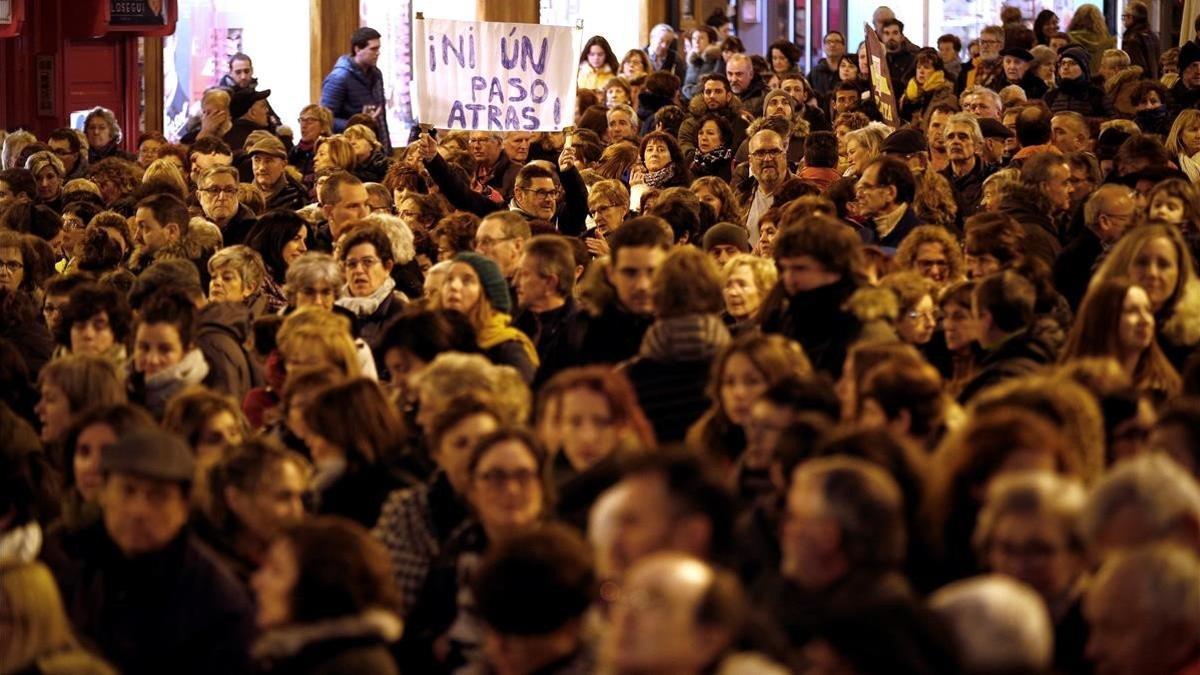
603,553,745,674
1083,184,1136,244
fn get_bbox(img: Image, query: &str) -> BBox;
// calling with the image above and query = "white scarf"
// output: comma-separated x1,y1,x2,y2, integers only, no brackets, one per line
336,276,401,317
1180,151,1200,184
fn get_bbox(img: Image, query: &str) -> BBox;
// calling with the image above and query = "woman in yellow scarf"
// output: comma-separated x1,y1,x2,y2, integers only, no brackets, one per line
435,252,539,383
900,48,955,122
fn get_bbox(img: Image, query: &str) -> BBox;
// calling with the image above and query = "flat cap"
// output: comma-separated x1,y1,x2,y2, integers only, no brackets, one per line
977,117,1015,139
246,134,287,159
101,428,196,484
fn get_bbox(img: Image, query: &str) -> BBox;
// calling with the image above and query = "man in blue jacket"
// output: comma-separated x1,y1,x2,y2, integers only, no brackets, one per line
321,26,391,151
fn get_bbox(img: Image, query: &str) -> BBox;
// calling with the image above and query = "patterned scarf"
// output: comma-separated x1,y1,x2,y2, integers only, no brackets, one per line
691,147,733,173
642,163,676,189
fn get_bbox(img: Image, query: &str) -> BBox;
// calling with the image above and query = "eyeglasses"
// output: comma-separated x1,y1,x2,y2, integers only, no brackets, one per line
906,309,939,322
750,148,784,160
979,38,1002,46
298,116,322,124
1104,211,1136,221
0,260,23,273
199,186,238,197
343,257,380,270
476,236,516,248
520,187,560,199
475,468,538,490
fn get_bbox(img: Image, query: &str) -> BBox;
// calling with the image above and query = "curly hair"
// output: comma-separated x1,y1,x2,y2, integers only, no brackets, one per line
912,173,958,228
433,212,480,259
895,225,965,283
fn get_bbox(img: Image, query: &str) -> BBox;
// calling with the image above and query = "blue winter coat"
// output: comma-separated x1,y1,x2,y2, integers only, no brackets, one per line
320,55,391,150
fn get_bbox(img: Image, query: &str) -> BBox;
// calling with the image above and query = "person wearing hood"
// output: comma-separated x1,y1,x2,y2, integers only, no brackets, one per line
333,225,408,363
1044,46,1109,116
320,26,391,151
128,288,211,419
998,47,1049,100
678,73,750,160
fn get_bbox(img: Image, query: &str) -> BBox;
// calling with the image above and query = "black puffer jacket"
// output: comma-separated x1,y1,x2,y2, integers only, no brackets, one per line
957,327,1057,403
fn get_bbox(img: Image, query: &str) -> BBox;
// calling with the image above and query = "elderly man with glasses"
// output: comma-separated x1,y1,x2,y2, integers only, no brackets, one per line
197,165,258,245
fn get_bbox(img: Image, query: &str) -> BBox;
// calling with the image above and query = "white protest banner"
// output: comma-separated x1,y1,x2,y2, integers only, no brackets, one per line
413,17,581,132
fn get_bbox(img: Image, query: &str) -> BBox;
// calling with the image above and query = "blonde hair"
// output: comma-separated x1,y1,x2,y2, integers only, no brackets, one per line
143,157,189,198
299,104,334,135
207,245,266,297
721,253,777,297
344,124,383,153
276,307,362,378
587,178,630,211
314,134,357,172
0,562,84,674
1166,109,1200,156
414,352,531,426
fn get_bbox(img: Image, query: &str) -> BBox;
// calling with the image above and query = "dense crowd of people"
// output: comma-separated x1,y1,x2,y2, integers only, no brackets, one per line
4,7,1200,675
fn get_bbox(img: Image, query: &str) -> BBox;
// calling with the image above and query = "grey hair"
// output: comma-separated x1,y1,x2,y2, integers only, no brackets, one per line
1079,454,1200,552
960,85,1002,112
25,150,65,177
208,244,267,294
930,575,1054,674
790,456,906,571
85,107,124,145
1091,544,1200,639
943,112,984,147
607,103,636,120
1,130,36,170
364,212,416,265
974,471,1087,558
284,252,345,303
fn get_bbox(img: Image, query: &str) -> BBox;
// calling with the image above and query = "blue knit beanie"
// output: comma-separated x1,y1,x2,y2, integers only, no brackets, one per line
453,251,512,314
